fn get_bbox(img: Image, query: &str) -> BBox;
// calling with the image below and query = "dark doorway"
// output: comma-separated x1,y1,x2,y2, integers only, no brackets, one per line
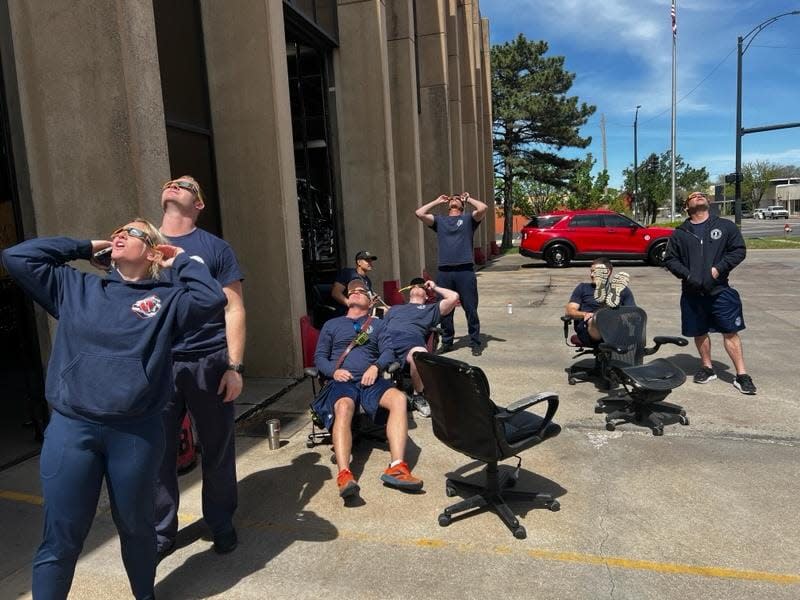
0,56,47,470
285,9,341,314
153,0,221,236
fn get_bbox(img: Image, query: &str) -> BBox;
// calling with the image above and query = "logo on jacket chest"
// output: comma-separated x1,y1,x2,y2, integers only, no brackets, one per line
710,228,722,240
132,294,162,319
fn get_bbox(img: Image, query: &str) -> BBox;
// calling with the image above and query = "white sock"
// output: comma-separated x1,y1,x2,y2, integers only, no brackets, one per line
390,459,403,468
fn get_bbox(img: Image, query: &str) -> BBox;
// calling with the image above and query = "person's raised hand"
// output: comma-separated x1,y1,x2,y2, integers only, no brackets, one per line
90,240,112,254
437,194,449,204
155,244,184,268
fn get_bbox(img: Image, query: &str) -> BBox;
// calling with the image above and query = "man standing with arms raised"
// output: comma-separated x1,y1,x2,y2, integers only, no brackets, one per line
415,192,487,356
664,191,755,394
155,176,247,557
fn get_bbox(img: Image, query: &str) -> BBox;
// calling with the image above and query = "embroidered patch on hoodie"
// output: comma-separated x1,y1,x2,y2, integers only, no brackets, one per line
132,294,162,319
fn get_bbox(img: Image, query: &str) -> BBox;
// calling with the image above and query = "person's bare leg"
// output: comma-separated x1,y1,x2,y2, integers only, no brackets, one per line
722,332,747,375
694,334,712,368
379,389,408,462
407,347,427,393
332,397,355,471
587,316,602,342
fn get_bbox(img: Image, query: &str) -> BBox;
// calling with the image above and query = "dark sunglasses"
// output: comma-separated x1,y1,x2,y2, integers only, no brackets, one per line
162,179,198,195
111,226,155,247
347,287,369,297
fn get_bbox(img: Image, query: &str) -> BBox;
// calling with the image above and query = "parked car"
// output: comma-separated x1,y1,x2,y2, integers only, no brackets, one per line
519,209,675,268
764,205,789,219
751,208,765,219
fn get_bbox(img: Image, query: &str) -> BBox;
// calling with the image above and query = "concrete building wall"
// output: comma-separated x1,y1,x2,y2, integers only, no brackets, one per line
386,0,424,284
200,0,306,377
334,0,401,289
6,1,169,236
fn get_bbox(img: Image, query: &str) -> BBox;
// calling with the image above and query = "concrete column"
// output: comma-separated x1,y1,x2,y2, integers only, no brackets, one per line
335,0,401,289
386,0,424,283
457,0,482,260
416,0,452,274
446,0,463,193
480,16,496,253
201,0,306,377
6,1,169,236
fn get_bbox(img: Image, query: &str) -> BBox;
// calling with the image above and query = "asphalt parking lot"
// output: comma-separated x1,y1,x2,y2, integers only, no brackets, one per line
0,249,798,599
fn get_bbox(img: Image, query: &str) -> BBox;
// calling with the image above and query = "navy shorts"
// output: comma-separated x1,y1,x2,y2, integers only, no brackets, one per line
311,378,393,430
680,287,746,336
573,319,595,347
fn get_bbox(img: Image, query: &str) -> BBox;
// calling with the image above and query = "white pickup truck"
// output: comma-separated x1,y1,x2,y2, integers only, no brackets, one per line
764,205,789,219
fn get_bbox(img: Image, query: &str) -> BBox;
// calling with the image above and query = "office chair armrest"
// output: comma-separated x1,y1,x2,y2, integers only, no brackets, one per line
385,361,402,374
304,367,319,378
645,336,688,356
560,315,572,336
506,391,559,414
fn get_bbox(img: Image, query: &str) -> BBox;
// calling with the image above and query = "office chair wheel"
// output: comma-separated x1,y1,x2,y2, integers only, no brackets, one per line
445,485,457,497
605,422,616,432
547,500,560,512
438,513,452,527
568,377,577,385
513,526,527,540
652,426,664,436
306,441,314,448
679,415,689,426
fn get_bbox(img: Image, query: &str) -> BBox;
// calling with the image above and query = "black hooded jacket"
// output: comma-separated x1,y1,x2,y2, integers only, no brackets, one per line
664,215,746,296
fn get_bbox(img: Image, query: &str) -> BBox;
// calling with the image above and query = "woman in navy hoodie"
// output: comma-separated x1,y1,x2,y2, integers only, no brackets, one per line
1,219,226,600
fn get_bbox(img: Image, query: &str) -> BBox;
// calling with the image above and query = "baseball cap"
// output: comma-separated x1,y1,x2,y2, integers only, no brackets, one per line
355,250,378,262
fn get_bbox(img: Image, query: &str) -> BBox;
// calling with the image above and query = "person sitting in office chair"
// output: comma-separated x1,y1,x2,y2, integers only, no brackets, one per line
565,257,635,346
382,278,459,418
313,279,423,500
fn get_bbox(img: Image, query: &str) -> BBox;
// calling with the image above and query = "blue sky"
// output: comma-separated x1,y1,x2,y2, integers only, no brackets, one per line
481,0,800,188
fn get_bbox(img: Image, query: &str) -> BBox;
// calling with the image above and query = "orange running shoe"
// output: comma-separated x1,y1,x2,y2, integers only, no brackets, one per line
380,461,423,491
337,468,360,498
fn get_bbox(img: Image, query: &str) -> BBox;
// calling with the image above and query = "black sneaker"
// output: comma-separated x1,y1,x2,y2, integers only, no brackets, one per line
156,540,176,564
411,394,431,418
438,342,453,354
733,374,757,395
693,366,717,384
213,528,238,554
471,345,483,357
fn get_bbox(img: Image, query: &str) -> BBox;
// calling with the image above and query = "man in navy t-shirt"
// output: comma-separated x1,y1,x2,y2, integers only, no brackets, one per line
382,278,459,417
415,192,487,356
314,279,423,500
565,258,635,346
155,175,246,557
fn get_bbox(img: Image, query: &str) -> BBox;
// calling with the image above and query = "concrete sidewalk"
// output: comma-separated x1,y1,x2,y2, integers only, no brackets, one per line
1,250,799,599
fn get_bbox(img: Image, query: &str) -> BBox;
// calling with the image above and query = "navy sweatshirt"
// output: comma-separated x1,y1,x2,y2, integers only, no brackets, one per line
1,237,227,423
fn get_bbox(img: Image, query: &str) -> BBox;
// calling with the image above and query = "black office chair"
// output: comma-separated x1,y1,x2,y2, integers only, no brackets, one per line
414,352,562,540
560,316,605,387
593,306,690,436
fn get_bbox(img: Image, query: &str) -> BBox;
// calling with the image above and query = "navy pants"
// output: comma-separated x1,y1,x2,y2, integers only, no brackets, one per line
437,266,481,347
155,348,237,550
33,410,164,600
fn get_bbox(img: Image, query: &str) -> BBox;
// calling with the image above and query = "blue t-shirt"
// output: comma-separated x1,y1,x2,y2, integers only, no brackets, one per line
165,228,244,354
315,315,396,380
431,214,480,266
689,220,709,239
383,302,442,340
569,282,635,313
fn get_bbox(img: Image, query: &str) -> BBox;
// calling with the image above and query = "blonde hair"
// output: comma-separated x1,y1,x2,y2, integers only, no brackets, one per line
176,174,206,208
130,218,168,279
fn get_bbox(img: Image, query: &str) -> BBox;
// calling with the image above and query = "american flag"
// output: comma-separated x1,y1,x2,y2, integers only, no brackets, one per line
671,1,677,36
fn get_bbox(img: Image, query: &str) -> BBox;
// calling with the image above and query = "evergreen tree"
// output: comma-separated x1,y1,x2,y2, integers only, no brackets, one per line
492,35,595,248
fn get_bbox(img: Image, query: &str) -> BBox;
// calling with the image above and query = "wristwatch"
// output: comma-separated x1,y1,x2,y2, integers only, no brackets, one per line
226,363,245,374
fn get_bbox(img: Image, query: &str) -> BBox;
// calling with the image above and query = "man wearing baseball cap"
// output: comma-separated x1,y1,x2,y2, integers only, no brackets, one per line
382,278,459,417
331,250,377,311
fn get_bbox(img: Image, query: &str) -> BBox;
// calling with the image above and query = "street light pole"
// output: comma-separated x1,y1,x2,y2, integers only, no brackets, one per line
735,10,800,227
633,105,641,219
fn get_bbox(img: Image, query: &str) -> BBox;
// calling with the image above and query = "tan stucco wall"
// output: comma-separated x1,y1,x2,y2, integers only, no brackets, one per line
200,0,306,377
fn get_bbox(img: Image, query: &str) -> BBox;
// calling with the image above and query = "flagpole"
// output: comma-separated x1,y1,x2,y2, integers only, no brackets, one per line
671,1,677,219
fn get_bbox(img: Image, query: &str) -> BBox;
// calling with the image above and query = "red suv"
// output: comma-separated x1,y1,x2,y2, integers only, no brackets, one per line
520,209,674,267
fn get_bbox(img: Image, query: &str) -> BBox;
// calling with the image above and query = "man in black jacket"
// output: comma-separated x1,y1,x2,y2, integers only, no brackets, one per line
664,191,756,394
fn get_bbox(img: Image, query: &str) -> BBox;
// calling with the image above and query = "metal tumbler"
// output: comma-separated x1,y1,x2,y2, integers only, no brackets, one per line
267,418,281,450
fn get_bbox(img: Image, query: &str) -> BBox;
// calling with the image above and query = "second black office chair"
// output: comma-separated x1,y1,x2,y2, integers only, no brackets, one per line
415,352,562,540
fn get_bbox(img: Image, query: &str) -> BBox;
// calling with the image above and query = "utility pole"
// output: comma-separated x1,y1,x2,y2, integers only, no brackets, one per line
633,105,641,220
600,113,608,173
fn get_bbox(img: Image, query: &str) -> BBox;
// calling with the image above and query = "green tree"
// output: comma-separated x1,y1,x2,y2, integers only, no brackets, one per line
492,34,596,248
622,151,708,223
568,153,613,209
